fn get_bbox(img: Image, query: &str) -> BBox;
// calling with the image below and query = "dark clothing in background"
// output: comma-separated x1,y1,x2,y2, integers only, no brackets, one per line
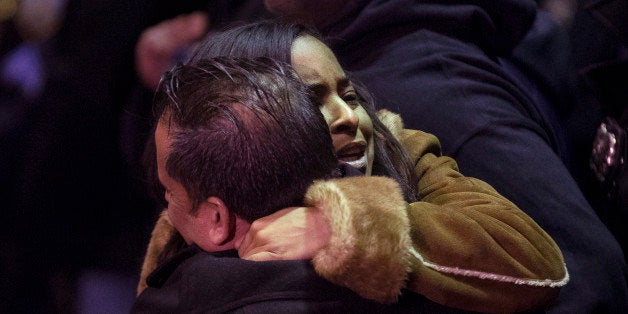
510,0,628,262
321,0,628,312
2,0,267,312
570,0,628,240
3,1,157,312
132,245,472,313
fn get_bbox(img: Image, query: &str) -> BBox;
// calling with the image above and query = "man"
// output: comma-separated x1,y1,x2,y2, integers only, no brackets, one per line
132,57,431,312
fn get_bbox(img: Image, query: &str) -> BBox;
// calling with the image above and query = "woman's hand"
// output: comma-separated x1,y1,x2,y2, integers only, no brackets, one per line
238,206,331,261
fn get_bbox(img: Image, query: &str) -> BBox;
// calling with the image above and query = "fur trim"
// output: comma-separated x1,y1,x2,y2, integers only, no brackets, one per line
136,211,176,296
305,176,412,303
377,109,404,140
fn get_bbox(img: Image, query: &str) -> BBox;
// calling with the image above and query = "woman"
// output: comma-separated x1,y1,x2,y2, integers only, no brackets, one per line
139,21,568,313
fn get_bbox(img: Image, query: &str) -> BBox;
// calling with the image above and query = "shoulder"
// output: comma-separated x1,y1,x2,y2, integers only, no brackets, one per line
135,250,450,313
179,252,375,312
377,109,441,159
134,250,256,312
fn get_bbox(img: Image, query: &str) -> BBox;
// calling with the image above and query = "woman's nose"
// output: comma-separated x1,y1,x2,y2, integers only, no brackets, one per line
329,100,359,135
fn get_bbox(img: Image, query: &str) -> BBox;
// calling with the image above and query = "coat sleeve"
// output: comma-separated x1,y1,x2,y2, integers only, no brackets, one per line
305,176,412,304
402,128,568,312
309,109,568,312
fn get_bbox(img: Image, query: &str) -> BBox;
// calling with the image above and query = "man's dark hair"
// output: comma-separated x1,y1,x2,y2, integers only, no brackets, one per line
153,57,337,222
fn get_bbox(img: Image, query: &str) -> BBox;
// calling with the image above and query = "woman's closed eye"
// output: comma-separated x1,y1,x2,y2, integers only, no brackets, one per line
342,90,359,109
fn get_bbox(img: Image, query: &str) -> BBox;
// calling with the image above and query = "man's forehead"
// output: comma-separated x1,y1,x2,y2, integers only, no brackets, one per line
155,119,171,140
158,110,174,130
155,118,176,165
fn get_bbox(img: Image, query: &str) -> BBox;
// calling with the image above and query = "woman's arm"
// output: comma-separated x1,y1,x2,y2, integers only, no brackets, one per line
138,162,567,311
303,176,412,303
136,176,413,303
400,128,568,312
299,140,568,312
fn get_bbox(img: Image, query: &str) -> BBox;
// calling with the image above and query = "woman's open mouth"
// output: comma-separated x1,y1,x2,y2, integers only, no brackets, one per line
336,142,367,171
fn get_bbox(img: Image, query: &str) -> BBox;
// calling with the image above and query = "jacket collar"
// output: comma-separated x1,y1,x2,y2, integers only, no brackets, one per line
146,244,238,288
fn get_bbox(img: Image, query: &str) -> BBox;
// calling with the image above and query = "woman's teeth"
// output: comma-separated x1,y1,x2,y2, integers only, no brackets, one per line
342,152,367,170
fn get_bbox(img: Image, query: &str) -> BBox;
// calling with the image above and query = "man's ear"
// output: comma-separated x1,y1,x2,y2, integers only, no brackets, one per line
196,196,234,246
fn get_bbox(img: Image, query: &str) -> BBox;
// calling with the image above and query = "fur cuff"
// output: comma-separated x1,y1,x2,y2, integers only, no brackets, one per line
137,211,176,295
305,176,412,303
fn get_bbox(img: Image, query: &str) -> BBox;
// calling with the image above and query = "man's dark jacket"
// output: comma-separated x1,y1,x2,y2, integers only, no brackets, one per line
131,245,467,313
321,0,628,312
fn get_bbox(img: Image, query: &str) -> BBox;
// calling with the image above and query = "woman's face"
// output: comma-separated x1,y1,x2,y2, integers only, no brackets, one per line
291,35,374,175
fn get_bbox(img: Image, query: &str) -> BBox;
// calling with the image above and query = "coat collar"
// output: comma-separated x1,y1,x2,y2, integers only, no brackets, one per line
146,245,238,288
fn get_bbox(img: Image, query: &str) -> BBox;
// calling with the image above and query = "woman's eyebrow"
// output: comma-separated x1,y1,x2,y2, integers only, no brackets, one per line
337,77,351,90
307,83,328,96
306,77,351,95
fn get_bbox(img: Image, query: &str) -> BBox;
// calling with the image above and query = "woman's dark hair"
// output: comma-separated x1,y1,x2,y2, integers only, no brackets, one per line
186,20,418,202
187,20,307,66
353,82,419,202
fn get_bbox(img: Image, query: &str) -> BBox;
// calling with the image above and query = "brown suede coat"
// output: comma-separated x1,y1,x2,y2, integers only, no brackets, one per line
137,111,568,313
